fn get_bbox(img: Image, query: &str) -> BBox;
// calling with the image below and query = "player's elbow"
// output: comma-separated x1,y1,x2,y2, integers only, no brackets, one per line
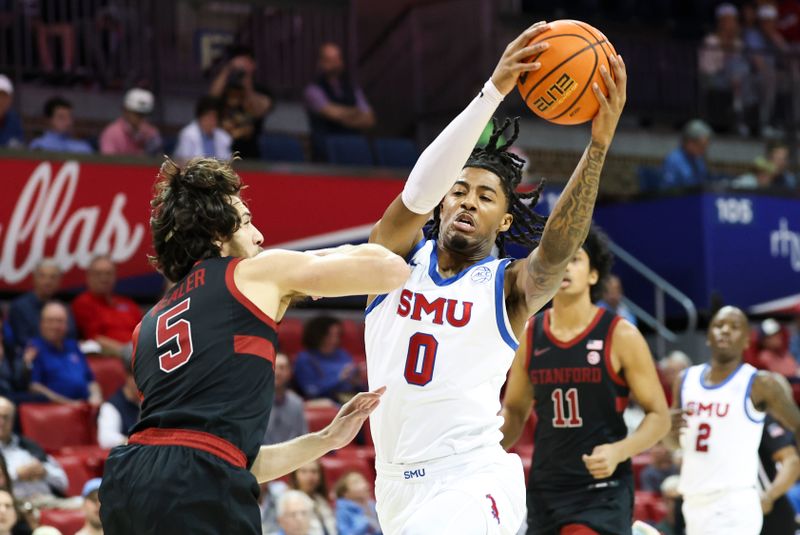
377,255,411,291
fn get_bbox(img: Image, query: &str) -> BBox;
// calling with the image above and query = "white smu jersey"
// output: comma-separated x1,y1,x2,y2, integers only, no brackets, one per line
364,240,519,464
678,363,765,496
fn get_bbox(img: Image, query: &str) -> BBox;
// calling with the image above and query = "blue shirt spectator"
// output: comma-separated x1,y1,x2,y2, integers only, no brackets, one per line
29,96,93,154
0,75,23,148
28,302,102,406
7,260,77,359
597,275,638,327
334,472,381,535
662,119,712,189
294,316,363,402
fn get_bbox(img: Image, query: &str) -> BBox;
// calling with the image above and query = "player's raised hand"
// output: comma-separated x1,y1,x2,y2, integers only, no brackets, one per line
490,21,551,95
322,386,386,450
590,54,627,147
582,443,624,479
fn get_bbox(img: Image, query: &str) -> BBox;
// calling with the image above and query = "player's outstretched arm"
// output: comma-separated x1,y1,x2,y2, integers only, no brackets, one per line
250,387,384,483
510,55,627,317
500,321,534,450
369,22,551,258
235,244,410,318
582,321,669,479
751,372,800,447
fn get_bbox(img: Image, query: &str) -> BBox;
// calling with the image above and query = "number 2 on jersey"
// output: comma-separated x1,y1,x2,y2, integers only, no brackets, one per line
551,388,583,428
156,298,194,373
404,333,438,386
696,422,711,452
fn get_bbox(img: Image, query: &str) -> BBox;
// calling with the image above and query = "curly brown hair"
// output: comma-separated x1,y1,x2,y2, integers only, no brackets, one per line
149,157,244,282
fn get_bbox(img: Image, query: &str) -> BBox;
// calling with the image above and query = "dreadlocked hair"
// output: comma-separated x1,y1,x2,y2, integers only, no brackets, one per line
425,117,547,257
149,156,244,282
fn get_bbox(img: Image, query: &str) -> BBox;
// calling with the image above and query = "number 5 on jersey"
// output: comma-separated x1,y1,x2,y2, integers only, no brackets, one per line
156,298,194,373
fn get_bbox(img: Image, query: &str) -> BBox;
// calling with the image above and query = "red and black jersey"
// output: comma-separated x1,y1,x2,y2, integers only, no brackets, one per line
525,307,630,492
129,256,277,469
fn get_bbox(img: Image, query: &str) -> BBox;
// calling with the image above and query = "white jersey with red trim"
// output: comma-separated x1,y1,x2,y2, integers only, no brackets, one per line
678,363,765,497
364,239,519,464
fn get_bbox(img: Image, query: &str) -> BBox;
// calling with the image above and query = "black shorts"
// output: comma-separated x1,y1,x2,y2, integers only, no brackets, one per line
527,477,634,535
761,497,797,535
100,444,261,535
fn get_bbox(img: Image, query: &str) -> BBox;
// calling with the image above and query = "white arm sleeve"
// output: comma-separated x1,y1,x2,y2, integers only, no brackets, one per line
401,79,505,214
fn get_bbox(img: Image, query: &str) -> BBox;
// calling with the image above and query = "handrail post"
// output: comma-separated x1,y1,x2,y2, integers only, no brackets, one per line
655,287,666,359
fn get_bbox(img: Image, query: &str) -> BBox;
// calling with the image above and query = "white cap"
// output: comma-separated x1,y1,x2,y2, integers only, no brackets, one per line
761,318,781,337
32,528,63,535
758,4,778,19
715,3,738,18
123,88,154,114
0,74,12,95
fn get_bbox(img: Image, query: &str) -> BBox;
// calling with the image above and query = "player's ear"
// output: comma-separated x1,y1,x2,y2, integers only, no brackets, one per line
588,268,599,286
499,213,513,233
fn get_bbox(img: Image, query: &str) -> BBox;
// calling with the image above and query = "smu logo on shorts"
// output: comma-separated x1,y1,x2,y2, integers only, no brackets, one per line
396,290,473,327
403,469,426,480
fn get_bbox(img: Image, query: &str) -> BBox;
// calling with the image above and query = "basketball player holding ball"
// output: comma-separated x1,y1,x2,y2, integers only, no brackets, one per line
364,20,626,534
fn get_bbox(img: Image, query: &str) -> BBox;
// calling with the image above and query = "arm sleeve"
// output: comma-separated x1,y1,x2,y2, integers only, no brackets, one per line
400,79,504,214
43,455,69,494
97,403,126,449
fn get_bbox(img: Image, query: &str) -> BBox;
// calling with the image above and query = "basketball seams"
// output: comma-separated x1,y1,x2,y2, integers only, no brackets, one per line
520,33,595,103
548,43,601,121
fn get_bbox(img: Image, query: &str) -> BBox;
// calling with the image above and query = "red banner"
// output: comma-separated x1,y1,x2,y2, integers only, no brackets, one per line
0,158,403,292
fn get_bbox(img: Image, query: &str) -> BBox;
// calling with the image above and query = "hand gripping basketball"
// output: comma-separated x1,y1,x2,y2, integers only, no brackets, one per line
490,21,552,95
590,53,627,146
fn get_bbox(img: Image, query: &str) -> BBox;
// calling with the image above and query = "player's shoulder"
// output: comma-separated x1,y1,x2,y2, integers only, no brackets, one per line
609,316,645,347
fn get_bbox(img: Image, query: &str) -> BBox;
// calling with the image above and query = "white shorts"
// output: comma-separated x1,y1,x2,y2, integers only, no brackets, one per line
682,487,763,535
374,445,526,535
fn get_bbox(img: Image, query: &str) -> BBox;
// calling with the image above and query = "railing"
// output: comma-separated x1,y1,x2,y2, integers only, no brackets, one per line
607,240,698,359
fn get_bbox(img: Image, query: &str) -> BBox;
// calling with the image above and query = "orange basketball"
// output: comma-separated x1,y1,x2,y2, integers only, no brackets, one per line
517,20,617,125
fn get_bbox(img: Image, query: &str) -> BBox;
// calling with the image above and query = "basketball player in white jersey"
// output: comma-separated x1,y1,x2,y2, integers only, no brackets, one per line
364,21,628,535
665,306,800,535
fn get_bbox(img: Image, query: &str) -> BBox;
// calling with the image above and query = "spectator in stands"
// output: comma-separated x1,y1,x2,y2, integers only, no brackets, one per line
778,0,800,44
28,302,102,406
173,96,232,164
260,480,287,535
7,260,77,359
743,4,787,138
210,47,272,159
71,256,141,360
304,43,375,161
33,0,76,77
263,353,307,445
790,311,800,363
97,369,140,449
277,490,314,535
0,75,23,148
654,475,682,535
661,119,712,189
294,316,363,403
699,3,750,137
75,478,102,535
658,351,692,405
289,461,336,535
597,274,637,326
29,97,93,154
0,397,68,502
99,88,162,157
764,139,797,187
0,489,17,535
757,318,798,377
334,472,380,535
640,442,679,493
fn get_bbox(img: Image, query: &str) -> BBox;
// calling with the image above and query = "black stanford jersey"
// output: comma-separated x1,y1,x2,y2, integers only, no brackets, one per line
129,256,277,468
525,308,630,491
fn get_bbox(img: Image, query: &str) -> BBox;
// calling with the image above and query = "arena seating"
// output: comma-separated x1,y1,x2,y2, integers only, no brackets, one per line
304,404,340,433
19,403,95,453
320,454,376,490
259,133,306,163
53,453,96,497
87,356,127,400
325,135,374,166
277,317,305,358
633,491,668,524
374,137,419,168
339,319,365,355
631,453,651,489
39,509,85,535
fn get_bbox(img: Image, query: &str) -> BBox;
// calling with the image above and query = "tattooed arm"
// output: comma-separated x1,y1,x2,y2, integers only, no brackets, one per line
507,55,628,325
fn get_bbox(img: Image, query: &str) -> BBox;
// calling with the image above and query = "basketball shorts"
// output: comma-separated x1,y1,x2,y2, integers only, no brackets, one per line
375,445,526,535
526,475,634,535
682,487,762,535
100,443,261,535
